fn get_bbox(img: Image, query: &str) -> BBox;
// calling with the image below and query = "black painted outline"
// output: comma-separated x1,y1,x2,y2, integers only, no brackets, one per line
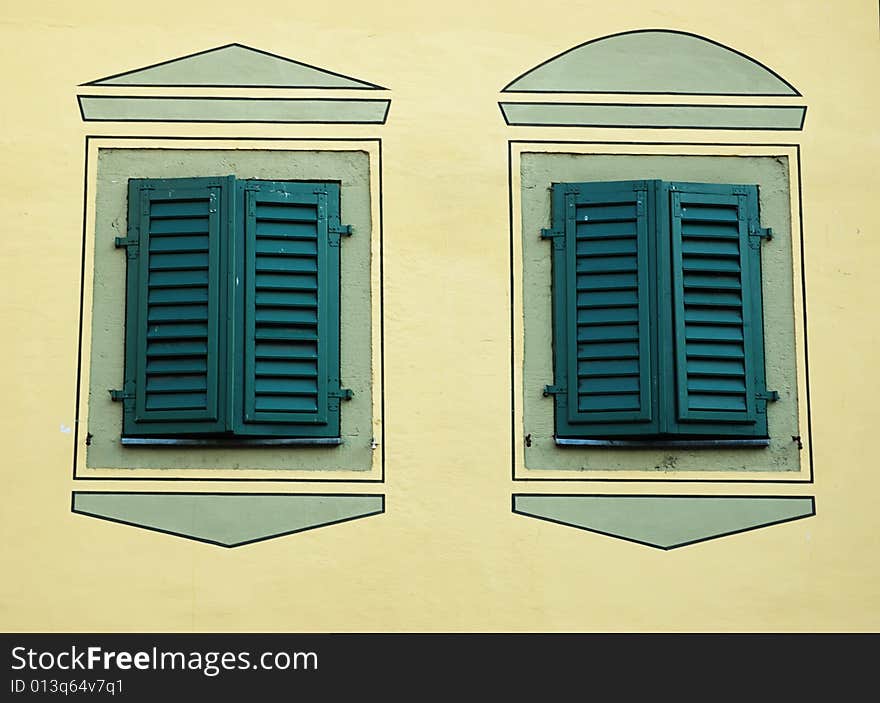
501,29,801,96
498,102,807,131
77,95,391,125
508,140,814,484
72,491,385,548
512,493,816,550
80,42,387,90
73,135,386,484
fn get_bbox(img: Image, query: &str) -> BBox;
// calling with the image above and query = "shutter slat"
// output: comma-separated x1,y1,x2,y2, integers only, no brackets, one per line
255,256,318,274
148,286,209,304
148,304,209,323
150,200,210,218
255,273,318,291
148,252,208,271
577,237,638,257
576,306,638,324
255,291,318,308
254,341,317,359
578,358,640,377
577,340,640,359
577,324,639,342
255,239,318,256
149,236,209,253
255,221,319,238
149,217,210,235
145,393,209,411
146,322,208,339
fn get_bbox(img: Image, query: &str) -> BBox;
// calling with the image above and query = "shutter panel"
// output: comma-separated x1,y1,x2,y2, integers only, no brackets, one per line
550,181,657,438
122,177,228,436
668,183,769,436
235,180,342,438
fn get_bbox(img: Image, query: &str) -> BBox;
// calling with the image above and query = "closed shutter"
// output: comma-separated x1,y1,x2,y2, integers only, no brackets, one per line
235,180,342,438
549,181,657,438
667,183,769,437
121,177,229,436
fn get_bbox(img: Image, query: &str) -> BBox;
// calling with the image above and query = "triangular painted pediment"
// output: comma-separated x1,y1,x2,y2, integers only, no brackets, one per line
82,43,384,89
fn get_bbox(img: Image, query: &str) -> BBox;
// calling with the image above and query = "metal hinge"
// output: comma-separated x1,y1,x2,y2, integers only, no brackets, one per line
543,384,565,397
329,388,354,400
114,236,139,259
329,224,353,247
540,228,562,240
755,389,778,413
749,224,773,248
109,389,134,401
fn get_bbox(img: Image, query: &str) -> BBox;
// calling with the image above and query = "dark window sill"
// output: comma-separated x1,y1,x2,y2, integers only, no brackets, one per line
120,437,343,447
554,438,770,448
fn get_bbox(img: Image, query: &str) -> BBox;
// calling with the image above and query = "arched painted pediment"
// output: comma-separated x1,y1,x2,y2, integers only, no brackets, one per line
503,30,799,95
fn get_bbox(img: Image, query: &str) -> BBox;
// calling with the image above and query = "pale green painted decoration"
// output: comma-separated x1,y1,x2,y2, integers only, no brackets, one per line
89,149,374,472
78,96,390,123
84,44,383,89
513,495,814,549
73,493,384,547
520,153,800,473
503,30,799,95
500,103,805,130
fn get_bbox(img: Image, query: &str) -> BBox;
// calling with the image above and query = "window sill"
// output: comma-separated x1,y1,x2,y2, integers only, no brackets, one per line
120,437,343,447
554,438,770,449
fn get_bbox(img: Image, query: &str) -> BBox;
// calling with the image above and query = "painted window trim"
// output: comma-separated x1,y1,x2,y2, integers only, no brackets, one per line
546,179,773,443
117,176,350,443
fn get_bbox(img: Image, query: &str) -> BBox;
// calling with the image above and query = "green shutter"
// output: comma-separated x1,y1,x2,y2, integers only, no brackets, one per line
667,182,769,437
233,180,343,438
121,177,229,436
549,181,657,438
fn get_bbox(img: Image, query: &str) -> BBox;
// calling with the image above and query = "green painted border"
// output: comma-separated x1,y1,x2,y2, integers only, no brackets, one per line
79,96,390,124
521,153,800,473
500,103,805,130
87,148,374,471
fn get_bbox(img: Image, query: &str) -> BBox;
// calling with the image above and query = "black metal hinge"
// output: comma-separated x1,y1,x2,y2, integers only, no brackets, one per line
114,236,139,259
755,389,779,413
329,388,354,400
329,224,353,247
543,384,565,397
109,389,134,401
749,224,773,248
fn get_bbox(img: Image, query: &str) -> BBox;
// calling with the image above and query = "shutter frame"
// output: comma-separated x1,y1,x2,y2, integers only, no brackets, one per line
667,182,769,437
121,177,229,437
234,180,342,438
549,180,658,438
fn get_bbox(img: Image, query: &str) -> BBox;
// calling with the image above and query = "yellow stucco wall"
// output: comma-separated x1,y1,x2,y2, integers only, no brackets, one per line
1,0,878,631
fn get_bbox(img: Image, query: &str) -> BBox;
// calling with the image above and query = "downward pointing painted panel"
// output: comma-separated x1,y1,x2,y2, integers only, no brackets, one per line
73,493,384,547
513,495,814,549
83,43,384,89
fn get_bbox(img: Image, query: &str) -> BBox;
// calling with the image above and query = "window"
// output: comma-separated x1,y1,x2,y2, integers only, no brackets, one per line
113,176,351,443
544,179,775,444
